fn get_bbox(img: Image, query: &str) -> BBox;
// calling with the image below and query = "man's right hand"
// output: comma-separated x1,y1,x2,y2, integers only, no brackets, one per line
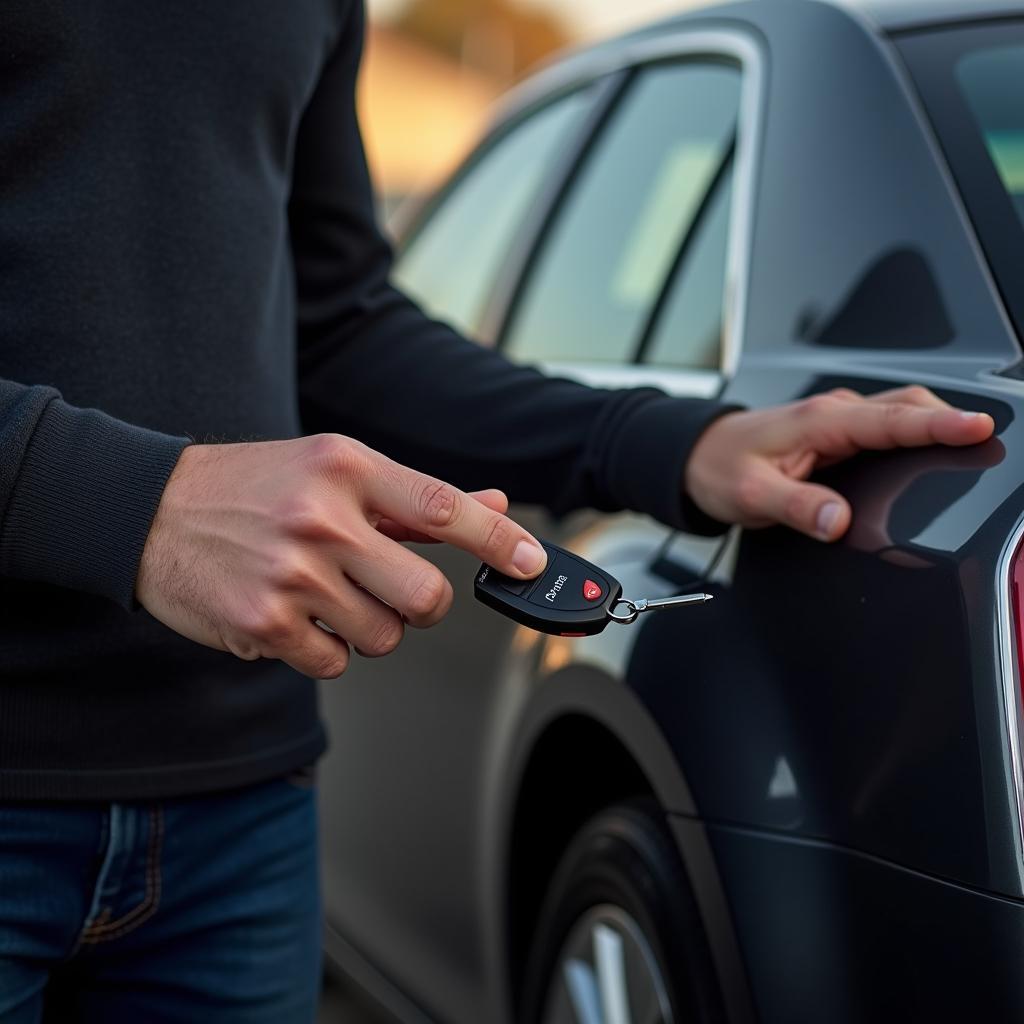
136,434,548,679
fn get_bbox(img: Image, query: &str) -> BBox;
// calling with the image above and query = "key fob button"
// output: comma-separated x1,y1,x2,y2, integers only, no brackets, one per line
528,560,609,612
499,576,531,597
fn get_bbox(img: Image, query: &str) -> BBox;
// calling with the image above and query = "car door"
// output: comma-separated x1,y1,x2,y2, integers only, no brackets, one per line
318,37,755,1024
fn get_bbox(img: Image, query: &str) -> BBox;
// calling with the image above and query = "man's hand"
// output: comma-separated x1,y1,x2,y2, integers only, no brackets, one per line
136,435,548,678
684,386,995,541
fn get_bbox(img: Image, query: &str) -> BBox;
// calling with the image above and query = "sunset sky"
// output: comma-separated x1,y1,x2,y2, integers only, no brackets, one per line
366,0,710,40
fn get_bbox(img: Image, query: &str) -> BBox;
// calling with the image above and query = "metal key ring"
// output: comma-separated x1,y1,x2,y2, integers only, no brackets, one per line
606,599,639,625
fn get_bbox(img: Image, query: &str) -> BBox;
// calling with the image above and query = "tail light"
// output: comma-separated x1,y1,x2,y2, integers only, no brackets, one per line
1003,528,1024,854
1014,543,1024,689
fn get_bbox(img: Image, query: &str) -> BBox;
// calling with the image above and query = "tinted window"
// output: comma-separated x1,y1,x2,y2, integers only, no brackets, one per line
643,169,733,369
958,45,1024,230
393,90,593,340
503,62,741,366
899,22,1024,347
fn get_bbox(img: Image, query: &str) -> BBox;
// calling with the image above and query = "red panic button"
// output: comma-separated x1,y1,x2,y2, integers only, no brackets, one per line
583,579,603,602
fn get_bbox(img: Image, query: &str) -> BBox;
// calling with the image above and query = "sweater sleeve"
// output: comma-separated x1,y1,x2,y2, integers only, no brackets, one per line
289,1,739,534
0,381,189,608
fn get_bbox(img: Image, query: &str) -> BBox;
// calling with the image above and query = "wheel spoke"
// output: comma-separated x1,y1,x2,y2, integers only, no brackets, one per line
594,923,632,1024
564,959,603,1024
543,905,673,1024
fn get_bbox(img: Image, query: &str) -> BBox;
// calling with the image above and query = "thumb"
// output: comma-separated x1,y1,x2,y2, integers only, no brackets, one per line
751,466,851,542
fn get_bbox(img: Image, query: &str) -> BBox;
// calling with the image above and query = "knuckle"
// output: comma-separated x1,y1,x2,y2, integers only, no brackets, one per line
309,433,368,478
242,603,295,649
224,635,261,662
364,616,404,657
905,385,932,403
313,647,350,679
234,598,294,651
882,401,911,424
802,394,837,418
275,497,328,541
406,569,448,620
828,387,859,401
268,555,317,594
417,480,461,529
481,514,514,557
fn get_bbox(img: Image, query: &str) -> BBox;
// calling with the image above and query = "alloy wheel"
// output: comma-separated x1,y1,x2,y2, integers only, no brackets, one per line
540,903,675,1024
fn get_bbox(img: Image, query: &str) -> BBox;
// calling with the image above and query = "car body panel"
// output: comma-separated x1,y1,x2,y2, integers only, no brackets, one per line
704,822,1024,1019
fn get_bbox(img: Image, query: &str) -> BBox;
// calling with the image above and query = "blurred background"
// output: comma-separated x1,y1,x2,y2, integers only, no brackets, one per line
359,0,708,214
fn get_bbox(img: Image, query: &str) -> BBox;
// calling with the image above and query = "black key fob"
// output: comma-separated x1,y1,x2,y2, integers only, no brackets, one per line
474,542,623,636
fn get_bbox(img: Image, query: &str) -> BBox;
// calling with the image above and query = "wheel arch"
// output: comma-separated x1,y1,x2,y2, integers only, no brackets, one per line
484,664,755,1023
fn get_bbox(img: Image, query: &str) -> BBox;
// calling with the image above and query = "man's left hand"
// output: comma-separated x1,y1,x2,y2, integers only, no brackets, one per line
684,386,995,541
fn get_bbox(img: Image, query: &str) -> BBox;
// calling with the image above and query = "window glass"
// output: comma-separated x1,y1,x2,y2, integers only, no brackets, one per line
393,90,593,340
957,44,1024,229
503,62,741,366
643,170,733,369
898,22,1024,343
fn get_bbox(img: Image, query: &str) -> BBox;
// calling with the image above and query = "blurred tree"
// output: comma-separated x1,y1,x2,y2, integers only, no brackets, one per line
393,0,573,82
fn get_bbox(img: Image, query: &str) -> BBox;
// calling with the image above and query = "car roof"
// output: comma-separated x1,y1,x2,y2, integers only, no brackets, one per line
833,0,1024,32
644,0,1024,35
529,0,1024,95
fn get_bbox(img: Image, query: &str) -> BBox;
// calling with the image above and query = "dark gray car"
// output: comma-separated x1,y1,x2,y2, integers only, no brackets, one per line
318,1,1024,1020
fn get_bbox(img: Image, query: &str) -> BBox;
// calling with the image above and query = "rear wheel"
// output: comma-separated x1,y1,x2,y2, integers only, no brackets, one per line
519,799,725,1024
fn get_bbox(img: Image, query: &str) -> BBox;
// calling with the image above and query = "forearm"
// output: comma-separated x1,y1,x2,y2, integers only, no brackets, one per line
296,286,738,531
0,379,189,607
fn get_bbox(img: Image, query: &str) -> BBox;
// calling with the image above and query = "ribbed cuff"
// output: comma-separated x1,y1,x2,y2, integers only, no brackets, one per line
602,395,743,535
0,399,190,609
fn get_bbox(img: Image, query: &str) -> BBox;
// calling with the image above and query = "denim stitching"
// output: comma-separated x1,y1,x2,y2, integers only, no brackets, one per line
79,806,163,945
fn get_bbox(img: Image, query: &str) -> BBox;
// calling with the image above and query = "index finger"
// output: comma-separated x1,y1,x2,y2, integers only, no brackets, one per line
366,466,547,580
803,399,994,459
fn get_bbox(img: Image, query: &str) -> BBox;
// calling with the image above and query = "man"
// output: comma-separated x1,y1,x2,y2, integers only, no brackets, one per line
0,2,994,1021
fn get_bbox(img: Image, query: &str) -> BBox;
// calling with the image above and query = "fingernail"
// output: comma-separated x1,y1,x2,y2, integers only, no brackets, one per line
513,540,546,576
816,502,842,539
960,411,982,419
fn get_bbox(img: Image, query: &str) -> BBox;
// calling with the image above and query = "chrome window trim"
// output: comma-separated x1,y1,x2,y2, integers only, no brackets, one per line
493,28,764,382
616,31,763,380
538,363,722,399
997,515,1024,877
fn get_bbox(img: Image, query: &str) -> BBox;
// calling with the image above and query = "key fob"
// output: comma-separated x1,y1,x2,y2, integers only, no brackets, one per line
474,542,623,636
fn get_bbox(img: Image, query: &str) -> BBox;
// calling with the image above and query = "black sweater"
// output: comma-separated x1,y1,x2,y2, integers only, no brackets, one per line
0,0,731,800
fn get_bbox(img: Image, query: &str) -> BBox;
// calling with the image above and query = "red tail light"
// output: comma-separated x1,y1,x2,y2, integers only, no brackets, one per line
1002,531,1024,854
1015,543,1024,696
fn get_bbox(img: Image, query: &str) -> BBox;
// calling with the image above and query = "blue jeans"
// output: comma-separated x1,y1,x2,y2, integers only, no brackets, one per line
0,774,321,1023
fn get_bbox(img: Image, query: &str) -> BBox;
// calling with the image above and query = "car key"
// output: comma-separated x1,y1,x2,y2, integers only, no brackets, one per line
474,541,712,637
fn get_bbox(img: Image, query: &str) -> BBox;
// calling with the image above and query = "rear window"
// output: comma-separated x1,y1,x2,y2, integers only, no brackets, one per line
958,44,1024,228
899,22,1024,342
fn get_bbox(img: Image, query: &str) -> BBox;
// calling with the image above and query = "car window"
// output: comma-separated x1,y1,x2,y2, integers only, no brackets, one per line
393,90,594,341
502,61,742,367
898,22,1024,350
958,44,1024,231
642,169,733,370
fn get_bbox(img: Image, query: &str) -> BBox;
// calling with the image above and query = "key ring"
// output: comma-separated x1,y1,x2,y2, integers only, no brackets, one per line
607,599,639,625
608,592,713,626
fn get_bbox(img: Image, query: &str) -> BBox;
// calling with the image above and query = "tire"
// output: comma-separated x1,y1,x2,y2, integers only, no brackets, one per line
519,799,726,1024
